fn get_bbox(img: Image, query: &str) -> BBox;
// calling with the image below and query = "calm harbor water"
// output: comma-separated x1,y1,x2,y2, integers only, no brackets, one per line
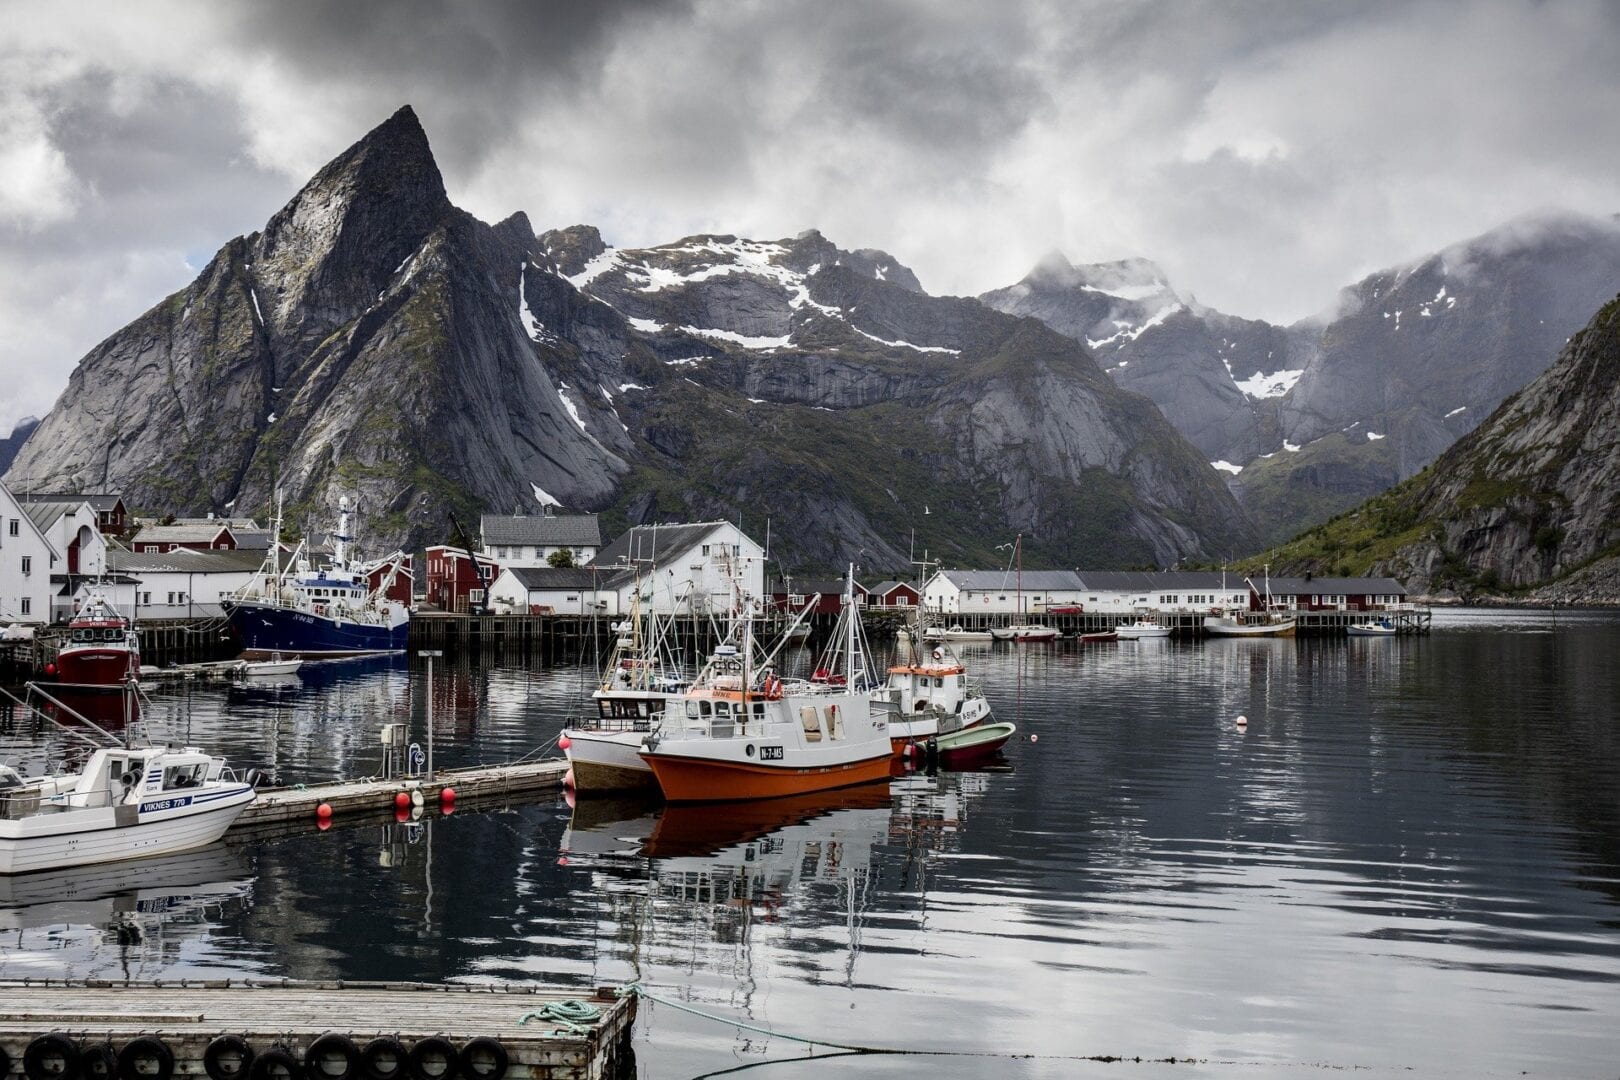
2,608,1618,1078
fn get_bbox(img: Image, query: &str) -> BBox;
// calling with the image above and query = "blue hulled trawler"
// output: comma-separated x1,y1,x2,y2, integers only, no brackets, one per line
224,497,411,659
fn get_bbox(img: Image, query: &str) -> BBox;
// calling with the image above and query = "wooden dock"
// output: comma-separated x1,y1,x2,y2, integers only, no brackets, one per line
235,759,571,833
0,981,634,1080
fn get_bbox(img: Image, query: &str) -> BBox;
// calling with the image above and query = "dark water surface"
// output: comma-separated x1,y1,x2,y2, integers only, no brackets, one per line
2,608,1618,1078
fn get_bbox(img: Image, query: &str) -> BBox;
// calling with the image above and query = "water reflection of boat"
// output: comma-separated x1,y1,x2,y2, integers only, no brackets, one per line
645,783,892,858
0,842,249,930
560,795,662,857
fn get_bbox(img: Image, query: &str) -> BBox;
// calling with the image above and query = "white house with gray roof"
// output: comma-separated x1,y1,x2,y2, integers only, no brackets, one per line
594,521,764,614
922,569,1088,615
480,512,601,568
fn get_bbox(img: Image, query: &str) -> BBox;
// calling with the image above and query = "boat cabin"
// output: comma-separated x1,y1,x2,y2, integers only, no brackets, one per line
68,747,223,806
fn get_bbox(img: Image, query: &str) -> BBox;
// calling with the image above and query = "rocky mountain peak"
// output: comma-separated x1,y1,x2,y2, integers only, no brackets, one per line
538,224,608,277
248,104,453,349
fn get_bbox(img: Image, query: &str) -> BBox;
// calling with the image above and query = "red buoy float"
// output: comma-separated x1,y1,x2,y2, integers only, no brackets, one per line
316,802,333,819
563,767,575,789
558,735,572,751
440,787,456,803
394,791,410,810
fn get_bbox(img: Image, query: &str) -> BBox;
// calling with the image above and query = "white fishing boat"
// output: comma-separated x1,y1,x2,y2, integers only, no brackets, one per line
1115,618,1172,640
877,643,992,752
1347,618,1398,637
1204,567,1297,637
0,745,257,875
639,567,892,802
563,577,697,793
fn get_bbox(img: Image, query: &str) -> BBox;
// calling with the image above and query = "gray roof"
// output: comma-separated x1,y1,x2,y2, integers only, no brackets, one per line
596,522,728,567
1075,571,1240,591
867,580,916,597
938,569,1085,592
163,516,262,530
1262,576,1408,595
768,577,868,597
130,523,237,544
17,492,123,513
502,565,635,590
108,548,266,574
231,529,273,551
21,499,83,534
481,513,601,548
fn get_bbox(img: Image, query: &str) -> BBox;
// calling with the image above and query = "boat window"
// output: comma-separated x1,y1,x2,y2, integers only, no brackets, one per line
699,701,713,718
715,701,731,718
753,702,766,717
824,704,844,740
163,763,206,789
686,700,699,719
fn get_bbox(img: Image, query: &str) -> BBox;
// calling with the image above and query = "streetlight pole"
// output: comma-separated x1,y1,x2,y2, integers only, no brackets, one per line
419,649,443,780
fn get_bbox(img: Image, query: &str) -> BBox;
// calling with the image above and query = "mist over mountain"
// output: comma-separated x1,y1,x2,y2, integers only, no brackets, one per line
5,107,1256,572
984,212,1620,546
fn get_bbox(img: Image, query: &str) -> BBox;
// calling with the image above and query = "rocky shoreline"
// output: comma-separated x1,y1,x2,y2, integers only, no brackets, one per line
1413,553,1620,608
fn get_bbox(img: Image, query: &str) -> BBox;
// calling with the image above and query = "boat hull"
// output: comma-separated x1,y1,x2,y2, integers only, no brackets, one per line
226,600,408,659
1347,624,1397,637
1203,617,1297,637
932,721,1017,763
565,730,658,792
640,751,892,802
54,647,138,688
1115,626,1172,640
0,788,254,875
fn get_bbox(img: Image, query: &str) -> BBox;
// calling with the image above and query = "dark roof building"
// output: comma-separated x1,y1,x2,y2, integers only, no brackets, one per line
481,513,601,549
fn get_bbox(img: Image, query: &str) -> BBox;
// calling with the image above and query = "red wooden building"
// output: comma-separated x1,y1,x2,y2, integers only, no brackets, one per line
866,580,921,608
425,546,500,613
131,523,237,553
768,577,870,616
367,554,414,606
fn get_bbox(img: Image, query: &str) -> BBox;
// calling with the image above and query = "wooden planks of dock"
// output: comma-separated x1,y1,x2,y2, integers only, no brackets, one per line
0,981,635,1080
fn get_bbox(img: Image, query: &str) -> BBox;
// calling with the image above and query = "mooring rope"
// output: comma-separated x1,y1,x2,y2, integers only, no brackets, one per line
517,999,603,1035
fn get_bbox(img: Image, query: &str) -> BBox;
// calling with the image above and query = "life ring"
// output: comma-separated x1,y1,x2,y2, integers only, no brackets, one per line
24,1033,79,1080
203,1036,255,1080
304,1035,362,1080
457,1040,509,1080
931,647,944,661
763,675,783,700
118,1038,175,1080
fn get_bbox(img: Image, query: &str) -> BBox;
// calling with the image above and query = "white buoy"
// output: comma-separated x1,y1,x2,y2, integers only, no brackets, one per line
1235,714,1249,730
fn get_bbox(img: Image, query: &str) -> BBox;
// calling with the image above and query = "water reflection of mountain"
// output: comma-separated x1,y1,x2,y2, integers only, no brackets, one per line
0,844,255,980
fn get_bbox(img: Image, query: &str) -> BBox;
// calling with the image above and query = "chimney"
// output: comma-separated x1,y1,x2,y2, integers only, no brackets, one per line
1305,570,1313,581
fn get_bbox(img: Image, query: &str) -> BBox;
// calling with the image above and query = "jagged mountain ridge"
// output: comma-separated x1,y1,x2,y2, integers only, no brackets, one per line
0,417,40,476
983,213,1620,547
6,107,1255,571
1262,293,1620,595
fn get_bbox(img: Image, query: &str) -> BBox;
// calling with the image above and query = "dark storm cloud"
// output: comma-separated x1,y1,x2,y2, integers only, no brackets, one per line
4,0,1620,432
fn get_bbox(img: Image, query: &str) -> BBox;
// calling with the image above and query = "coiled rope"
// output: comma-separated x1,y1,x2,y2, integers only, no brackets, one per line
517,999,602,1035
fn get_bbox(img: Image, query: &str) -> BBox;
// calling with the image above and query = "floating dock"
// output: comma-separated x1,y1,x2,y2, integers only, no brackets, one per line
0,980,635,1080
233,759,571,834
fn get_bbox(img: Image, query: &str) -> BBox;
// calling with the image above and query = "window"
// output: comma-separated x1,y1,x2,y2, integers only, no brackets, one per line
140,592,151,605
20,556,30,575
19,598,30,615
469,589,485,603
7,519,16,537
701,544,710,556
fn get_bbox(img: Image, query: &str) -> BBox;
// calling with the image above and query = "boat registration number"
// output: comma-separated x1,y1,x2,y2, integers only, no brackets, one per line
759,745,784,761
140,795,194,813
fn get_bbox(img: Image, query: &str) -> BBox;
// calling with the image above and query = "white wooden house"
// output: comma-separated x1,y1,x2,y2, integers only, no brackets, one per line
480,511,602,568
487,566,635,615
108,548,265,620
593,522,765,615
0,482,59,624
1071,572,1250,614
921,570,1087,615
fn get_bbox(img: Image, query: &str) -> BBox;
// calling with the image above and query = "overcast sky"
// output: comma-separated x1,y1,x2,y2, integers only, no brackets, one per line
3,0,1618,433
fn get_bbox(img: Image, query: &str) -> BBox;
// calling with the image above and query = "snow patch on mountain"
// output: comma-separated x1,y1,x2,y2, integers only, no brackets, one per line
1210,460,1243,475
1234,368,1304,400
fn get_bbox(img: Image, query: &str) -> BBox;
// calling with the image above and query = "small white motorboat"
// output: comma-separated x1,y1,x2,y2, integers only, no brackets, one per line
1115,619,1172,640
242,655,303,677
924,624,995,643
1347,619,1398,637
0,746,257,875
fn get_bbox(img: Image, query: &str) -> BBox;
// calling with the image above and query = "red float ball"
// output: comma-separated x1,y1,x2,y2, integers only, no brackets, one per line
563,767,576,789
440,787,456,803
558,735,572,751
45,662,56,676
316,802,333,819
394,791,411,809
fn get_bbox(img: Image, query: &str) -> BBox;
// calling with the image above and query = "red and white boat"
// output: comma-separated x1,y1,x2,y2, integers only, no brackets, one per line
639,567,892,802
51,589,140,689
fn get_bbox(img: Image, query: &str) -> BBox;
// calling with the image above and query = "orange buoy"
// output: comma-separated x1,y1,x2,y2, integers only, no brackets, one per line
316,802,333,819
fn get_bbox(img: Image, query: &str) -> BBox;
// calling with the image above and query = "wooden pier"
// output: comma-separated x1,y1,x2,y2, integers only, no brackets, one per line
0,980,635,1080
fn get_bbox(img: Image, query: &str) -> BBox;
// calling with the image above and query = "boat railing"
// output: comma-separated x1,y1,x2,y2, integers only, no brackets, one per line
0,782,123,818
572,712,658,735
